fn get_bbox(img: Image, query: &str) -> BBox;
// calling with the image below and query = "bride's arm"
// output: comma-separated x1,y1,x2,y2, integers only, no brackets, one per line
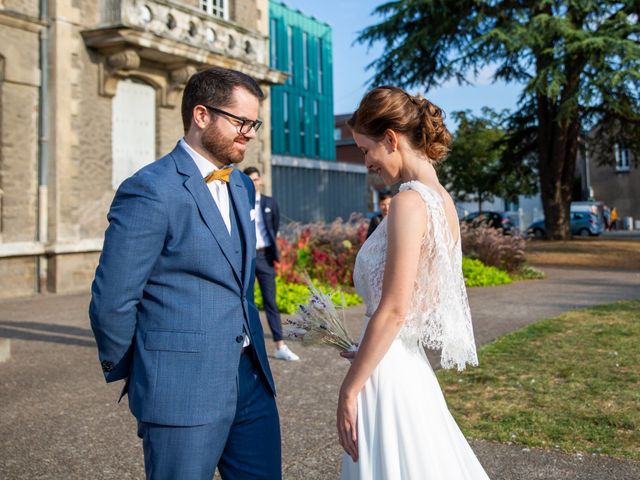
337,190,427,461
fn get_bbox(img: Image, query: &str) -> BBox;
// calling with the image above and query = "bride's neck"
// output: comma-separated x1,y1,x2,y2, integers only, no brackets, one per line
399,154,439,185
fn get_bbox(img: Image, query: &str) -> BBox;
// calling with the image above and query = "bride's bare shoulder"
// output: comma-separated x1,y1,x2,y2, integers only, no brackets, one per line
387,190,428,235
393,188,424,206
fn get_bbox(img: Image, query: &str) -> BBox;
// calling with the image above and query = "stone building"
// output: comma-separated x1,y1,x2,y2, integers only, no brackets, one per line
577,141,639,228
0,0,286,298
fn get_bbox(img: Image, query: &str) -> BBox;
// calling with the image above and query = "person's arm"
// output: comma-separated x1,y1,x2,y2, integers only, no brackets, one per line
337,190,427,461
272,197,280,235
89,174,168,382
365,216,377,239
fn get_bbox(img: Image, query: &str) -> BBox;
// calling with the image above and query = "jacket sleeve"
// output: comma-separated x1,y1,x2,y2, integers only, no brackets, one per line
271,196,280,235
89,173,168,382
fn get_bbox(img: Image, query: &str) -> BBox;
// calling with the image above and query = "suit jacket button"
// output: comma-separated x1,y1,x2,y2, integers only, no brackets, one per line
101,360,114,372
235,335,244,343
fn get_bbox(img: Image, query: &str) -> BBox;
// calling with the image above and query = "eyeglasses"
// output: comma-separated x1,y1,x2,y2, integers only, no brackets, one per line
203,105,263,134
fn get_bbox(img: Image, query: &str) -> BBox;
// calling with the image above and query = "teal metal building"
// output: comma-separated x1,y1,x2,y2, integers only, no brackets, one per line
269,1,335,160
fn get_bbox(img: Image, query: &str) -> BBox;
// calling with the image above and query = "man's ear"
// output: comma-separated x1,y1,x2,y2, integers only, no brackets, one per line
193,105,210,129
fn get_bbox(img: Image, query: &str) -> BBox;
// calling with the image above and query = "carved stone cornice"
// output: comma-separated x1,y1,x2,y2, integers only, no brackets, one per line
82,0,286,107
0,10,46,33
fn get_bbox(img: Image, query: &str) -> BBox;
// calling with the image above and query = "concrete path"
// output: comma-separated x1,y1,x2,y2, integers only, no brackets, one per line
0,265,638,479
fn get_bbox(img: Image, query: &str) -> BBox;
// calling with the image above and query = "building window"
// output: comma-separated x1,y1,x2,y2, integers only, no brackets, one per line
287,26,294,83
302,32,309,90
270,18,278,68
317,38,323,94
614,143,630,172
299,96,306,154
112,79,156,190
314,100,320,157
334,128,342,141
201,0,228,20
283,92,289,154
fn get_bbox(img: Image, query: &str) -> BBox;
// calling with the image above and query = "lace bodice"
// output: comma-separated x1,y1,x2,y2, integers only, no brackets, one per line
353,181,478,370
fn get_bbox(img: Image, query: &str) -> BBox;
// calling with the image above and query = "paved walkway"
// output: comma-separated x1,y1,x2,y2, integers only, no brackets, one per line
0,265,638,479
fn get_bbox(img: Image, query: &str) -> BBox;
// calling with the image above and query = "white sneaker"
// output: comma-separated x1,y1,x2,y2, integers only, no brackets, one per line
274,345,300,361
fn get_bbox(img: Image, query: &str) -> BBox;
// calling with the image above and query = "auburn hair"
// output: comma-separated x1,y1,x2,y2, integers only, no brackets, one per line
348,86,452,164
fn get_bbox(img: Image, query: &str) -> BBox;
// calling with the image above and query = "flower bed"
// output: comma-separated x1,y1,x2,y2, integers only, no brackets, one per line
254,215,533,314
275,215,368,287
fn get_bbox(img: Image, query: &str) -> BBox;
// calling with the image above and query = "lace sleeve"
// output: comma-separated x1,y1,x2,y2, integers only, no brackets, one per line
399,182,479,371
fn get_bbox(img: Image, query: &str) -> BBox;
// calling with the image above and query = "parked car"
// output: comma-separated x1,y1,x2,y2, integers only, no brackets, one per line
571,201,605,225
461,211,514,234
527,211,604,238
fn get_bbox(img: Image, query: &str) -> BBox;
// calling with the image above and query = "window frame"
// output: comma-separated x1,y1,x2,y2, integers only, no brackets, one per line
614,143,631,172
201,0,228,21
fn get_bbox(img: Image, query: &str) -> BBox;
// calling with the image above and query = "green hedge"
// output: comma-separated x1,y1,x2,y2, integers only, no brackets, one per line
462,257,512,287
254,276,362,314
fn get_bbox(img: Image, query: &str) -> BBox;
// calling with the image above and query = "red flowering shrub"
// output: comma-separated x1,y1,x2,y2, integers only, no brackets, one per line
275,214,368,287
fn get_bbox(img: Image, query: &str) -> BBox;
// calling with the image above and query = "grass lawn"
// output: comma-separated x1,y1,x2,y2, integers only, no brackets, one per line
437,300,640,460
527,238,640,270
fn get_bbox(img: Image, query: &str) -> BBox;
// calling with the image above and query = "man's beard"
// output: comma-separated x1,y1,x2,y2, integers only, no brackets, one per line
201,123,247,165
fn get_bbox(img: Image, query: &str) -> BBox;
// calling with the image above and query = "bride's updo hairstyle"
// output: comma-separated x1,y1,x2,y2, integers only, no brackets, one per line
348,86,452,164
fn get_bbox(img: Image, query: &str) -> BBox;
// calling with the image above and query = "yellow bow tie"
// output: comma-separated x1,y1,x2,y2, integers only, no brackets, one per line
205,167,233,183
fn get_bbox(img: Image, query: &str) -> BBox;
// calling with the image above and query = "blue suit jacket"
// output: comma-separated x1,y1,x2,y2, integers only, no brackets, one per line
89,142,275,427
259,194,280,261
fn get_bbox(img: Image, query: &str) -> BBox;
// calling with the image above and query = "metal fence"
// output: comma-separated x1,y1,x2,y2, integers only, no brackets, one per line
271,155,368,224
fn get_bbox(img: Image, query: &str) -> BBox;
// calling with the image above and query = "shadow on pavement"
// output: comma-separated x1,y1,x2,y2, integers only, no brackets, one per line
0,321,96,348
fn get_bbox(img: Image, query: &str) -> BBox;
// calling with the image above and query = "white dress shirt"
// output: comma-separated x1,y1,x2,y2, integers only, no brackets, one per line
180,140,249,346
254,194,272,250
180,138,231,234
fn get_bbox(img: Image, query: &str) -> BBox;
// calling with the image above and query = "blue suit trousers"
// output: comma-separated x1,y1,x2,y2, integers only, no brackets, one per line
137,347,281,479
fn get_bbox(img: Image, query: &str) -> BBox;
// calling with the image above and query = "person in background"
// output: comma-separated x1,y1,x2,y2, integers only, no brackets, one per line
610,206,619,230
243,166,300,361
366,190,393,238
603,204,611,231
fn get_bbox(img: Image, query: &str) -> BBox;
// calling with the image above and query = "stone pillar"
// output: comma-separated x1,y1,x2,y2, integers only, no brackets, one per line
47,0,84,292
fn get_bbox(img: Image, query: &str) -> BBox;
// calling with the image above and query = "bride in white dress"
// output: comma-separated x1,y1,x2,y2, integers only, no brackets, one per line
337,86,491,479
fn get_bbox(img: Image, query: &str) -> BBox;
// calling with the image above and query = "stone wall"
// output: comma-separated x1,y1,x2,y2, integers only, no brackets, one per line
0,0,282,297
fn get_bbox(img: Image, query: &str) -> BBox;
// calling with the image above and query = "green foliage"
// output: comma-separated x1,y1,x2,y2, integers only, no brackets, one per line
358,0,640,239
462,257,512,287
439,108,537,207
512,264,545,281
437,300,640,460
295,247,311,271
254,276,362,314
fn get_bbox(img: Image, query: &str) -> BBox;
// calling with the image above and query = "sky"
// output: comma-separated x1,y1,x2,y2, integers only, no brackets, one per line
280,0,524,125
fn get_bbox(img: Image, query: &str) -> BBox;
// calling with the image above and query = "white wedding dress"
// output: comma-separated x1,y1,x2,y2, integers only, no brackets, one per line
341,181,490,480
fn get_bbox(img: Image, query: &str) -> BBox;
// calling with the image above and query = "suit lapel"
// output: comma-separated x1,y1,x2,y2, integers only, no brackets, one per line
228,171,254,294
171,144,242,285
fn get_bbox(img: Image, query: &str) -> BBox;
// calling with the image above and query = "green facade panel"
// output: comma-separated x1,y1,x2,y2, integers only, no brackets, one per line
269,1,335,160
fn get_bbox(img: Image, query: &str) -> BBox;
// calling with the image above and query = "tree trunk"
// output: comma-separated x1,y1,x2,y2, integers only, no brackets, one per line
536,36,584,241
538,120,577,240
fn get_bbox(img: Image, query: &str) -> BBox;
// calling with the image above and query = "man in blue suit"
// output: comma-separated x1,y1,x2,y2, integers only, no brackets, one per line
90,67,281,479
243,167,299,361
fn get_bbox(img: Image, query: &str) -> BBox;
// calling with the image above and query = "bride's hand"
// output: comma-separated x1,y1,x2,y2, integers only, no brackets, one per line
339,351,357,360
339,344,359,362
337,388,358,462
